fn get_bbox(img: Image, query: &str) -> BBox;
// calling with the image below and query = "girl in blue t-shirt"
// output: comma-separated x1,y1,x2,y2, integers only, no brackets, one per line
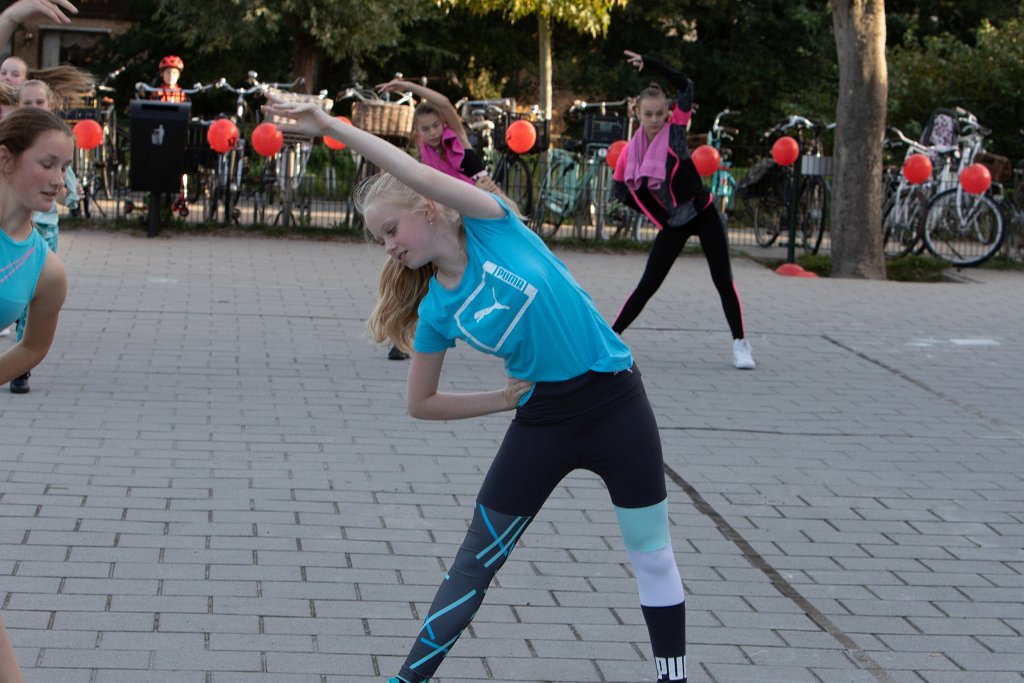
265,97,690,683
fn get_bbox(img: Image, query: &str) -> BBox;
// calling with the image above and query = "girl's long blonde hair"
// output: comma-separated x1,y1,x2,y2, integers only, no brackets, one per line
355,172,462,353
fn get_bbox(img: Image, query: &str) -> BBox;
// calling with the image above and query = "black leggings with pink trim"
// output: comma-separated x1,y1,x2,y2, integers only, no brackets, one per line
612,206,745,339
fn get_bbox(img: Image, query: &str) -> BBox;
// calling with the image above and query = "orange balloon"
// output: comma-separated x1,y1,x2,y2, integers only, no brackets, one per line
323,116,352,150
959,163,992,195
606,140,628,169
902,154,933,184
505,119,537,154
206,119,239,154
691,144,721,177
72,119,103,150
771,136,799,167
251,122,284,157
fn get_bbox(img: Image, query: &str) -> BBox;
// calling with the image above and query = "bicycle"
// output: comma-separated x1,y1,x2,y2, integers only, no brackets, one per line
464,97,540,215
880,126,955,258
529,99,638,240
202,72,271,224
745,115,833,254
993,159,1024,261
259,79,332,227
336,80,415,228
918,108,1005,267
61,66,128,218
706,108,740,215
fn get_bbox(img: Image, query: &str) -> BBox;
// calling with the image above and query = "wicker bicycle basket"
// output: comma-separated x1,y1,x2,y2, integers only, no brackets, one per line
351,101,415,138
264,88,334,141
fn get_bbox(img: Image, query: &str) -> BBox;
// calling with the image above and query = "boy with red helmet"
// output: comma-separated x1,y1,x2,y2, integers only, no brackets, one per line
151,55,187,103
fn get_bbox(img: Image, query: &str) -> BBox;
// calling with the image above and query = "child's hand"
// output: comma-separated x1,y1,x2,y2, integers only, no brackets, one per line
503,377,534,408
261,97,333,138
624,50,644,71
376,79,411,95
2,0,78,25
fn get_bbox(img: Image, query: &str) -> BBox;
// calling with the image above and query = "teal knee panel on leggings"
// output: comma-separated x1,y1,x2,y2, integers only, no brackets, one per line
615,499,670,552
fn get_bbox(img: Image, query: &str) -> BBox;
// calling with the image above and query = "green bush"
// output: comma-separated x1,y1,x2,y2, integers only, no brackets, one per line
885,254,950,282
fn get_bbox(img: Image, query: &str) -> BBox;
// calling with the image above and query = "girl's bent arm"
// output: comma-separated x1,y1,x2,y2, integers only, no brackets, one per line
377,80,469,148
264,100,504,220
406,350,533,421
0,253,67,384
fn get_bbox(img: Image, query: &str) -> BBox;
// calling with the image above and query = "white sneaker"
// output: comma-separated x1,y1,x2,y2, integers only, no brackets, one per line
732,338,755,369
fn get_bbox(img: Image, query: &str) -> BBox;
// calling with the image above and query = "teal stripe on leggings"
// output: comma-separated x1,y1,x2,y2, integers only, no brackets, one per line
615,499,670,552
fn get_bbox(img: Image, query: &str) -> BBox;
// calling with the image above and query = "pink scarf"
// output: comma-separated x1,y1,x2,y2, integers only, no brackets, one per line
623,122,670,192
419,126,472,184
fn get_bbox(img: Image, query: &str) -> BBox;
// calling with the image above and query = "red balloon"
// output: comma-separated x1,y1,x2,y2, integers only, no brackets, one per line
606,140,628,169
206,119,239,154
902,154,933,184
959,163,992,195
323,116,352,150
691,144,721,177
72,119,103,150
505,119,537,154
771,136,800,167
251,122,284,157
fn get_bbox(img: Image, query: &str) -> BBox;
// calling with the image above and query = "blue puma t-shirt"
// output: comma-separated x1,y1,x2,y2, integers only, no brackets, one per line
413,197,632,383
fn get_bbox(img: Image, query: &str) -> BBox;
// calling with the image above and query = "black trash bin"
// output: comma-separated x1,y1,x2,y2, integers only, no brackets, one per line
129,100,191,235
129,100,191,192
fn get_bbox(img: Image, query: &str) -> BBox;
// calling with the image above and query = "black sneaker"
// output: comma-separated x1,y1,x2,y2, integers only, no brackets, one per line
387,346,410,361
10,372,30,394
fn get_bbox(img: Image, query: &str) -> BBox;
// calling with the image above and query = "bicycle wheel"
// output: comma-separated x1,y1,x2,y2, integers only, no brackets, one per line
750,194,784,247
923,188,1004,266
712,170,737,214
529,150,579,239
797,176,827,254
493,154,533,217
882,186,927,258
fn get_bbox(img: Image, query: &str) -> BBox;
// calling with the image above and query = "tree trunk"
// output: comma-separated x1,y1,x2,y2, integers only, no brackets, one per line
538,12,552,119
292,42,318,94
830,0,887,278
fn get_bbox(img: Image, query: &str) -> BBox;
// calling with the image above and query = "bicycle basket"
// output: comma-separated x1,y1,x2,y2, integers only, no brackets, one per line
975,151,1011,183
920,108,958,148
265,89,335,141
351,101,415,138
737,158,782,199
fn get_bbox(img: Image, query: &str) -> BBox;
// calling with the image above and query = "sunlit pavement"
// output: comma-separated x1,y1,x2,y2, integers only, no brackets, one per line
2,227,1022,682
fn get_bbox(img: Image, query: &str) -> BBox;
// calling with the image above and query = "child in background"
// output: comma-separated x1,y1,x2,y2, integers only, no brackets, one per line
377,78,501,194
7,79,79,393
612,50,755,370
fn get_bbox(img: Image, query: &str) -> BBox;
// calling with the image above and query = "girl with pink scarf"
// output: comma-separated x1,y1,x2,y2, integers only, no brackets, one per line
611,50,755,370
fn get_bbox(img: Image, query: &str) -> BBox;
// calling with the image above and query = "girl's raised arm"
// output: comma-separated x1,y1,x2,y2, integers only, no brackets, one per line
377,79,468,147
0,0,77,46
264,99,503,219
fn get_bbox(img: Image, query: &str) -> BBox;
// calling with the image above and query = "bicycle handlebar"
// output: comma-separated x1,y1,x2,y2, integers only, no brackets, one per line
568,98,631,114
887,126,955,156
134,81,219,97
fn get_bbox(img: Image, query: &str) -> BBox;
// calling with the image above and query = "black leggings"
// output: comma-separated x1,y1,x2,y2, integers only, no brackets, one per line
613,207,745,339
393,367,687,683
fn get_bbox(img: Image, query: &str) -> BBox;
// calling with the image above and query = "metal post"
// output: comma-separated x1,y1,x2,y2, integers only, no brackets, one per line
147,192,161,237
786,163,801,264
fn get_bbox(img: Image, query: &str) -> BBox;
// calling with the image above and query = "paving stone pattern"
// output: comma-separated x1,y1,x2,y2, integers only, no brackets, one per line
2,229,1022,682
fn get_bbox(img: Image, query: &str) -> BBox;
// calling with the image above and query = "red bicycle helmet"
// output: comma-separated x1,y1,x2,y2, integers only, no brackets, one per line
159,55,184,71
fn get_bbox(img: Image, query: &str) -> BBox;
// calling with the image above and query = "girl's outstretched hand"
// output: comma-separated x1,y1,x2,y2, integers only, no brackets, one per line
262,97,334,139
624,50,644,71
503,377,534,408
2,0,78,24
376,79,412,95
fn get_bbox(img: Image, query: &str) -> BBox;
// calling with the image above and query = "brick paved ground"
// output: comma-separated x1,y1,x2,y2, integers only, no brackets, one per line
2,228,1022,683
